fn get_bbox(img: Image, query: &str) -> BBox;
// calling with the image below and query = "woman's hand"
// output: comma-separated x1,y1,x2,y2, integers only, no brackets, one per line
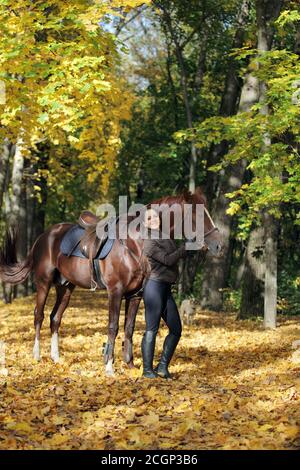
143,239,187,266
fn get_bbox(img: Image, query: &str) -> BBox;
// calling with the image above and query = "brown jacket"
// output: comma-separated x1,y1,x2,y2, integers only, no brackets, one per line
142,228,187,284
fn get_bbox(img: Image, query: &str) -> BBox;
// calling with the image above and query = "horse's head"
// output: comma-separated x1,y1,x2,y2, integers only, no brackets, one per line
182,187,223,257
145,187,223,257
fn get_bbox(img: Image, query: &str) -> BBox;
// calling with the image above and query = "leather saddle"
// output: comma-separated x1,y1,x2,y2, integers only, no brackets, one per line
77,211,117,290
78,210,101,229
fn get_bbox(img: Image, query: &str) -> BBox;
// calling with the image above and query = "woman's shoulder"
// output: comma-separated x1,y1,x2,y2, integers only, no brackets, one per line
142,237,158,258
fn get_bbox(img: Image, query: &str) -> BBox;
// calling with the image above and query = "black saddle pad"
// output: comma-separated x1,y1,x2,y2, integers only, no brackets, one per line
60,224,114,260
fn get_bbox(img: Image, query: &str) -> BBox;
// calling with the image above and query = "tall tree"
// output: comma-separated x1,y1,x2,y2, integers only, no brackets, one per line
201,71,259,310
199,0,283,312
205,0,251,205
239,0,282,323
154,0,202,192
152,0,245,297
183,3,299,319
0,0,150,301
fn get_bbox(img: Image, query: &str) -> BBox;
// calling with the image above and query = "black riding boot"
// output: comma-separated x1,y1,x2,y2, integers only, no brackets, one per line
141,330,159,379
154,333,180,379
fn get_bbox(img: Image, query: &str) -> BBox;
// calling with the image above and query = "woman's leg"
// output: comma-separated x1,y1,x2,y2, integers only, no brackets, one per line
142,279,168,378
162,293,182,337
155,292,182,378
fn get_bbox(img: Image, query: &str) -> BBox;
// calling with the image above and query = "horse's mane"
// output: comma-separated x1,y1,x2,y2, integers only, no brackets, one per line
146,187,207,208
123,187,207,226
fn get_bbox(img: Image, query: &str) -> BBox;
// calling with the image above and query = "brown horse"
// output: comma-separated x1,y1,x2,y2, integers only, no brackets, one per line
0,188,222,376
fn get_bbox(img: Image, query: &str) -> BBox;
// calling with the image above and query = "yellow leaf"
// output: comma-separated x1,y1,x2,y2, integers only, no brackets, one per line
174,400,191,413
141,412,159,426
277,423,299,439
52,415,67,426
7,421,33,434
55,386,65,396
145,386,158,399
47,434,69,446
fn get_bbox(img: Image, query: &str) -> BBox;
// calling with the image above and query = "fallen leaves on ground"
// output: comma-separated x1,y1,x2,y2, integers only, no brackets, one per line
0,289,299,450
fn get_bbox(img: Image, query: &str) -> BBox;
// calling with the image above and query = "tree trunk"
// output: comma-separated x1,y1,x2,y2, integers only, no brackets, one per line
158,3,201,193
263,212,278,328
7,138,27,297
239,226,265,318
200,1,254,309
165,37,179,131
255,0,282,327
158,5,208,297
1,282,13,304
26,180,35,295
0,139,11,209
239,0,282,320
8,137,25,228
15,165,28,297
201,0,282,312
205,0,250,205
201,73,260,310
30,150,48,246
174,42,199,193
1,141,14,302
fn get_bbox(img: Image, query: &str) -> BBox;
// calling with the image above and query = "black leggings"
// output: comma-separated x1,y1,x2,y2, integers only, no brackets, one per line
143,278,182,337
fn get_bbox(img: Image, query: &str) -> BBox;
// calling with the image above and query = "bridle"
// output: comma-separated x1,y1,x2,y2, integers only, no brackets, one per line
181,203,219,241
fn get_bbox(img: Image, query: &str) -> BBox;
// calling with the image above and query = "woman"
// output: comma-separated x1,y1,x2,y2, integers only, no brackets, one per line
141,208,187,379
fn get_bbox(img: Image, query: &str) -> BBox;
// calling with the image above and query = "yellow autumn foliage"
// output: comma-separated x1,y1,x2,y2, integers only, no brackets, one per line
0,0,147,196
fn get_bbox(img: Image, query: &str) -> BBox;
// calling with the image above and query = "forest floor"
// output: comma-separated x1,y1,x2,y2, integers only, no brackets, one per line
0,289,299,450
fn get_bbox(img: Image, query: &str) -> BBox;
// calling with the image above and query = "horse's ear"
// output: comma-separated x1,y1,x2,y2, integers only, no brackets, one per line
194,186,207,205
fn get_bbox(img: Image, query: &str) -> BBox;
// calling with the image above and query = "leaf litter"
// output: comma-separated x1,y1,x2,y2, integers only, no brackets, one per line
0,289,299,450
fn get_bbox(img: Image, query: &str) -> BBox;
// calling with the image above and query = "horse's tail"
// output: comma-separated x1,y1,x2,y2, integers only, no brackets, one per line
0,228,34,285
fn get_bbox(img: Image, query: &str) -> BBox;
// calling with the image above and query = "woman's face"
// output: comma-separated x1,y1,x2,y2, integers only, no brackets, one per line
144,209,160,230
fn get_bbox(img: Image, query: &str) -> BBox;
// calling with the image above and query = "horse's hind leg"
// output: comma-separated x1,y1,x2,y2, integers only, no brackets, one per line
33,281,51,361
123,296,141,369
104,290,123,377
50,283,75,363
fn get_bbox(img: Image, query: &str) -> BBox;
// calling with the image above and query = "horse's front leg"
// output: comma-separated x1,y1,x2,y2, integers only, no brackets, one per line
123,296,141,368
103,290,123,376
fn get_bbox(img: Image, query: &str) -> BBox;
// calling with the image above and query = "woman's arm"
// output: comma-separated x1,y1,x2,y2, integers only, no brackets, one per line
143,239,187,266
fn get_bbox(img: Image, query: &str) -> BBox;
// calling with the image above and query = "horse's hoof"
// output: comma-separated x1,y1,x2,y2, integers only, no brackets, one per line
33,348,40,362
105,358,115,377
105,370,115,377
51,354,60,364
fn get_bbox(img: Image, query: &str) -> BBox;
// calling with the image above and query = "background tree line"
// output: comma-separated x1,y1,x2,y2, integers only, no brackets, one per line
0,0,148,300
0,0,299,327
112,0,300,326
